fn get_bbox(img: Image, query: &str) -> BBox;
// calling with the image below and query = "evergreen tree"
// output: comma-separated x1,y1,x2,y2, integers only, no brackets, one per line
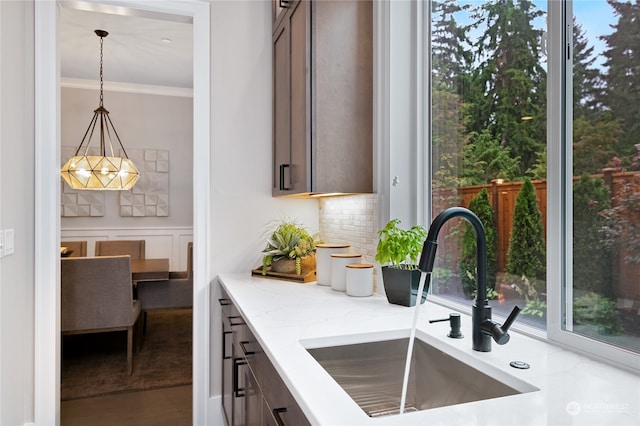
573,116,622,175
431,0,474,211
573,175,613,297
526,146,546,180
572,17,604,119
466,0,546,176
507,178,546,282
432,89,469,212
459,189,498,297
461,129,520,185
600,0,640,155
431,0,473,93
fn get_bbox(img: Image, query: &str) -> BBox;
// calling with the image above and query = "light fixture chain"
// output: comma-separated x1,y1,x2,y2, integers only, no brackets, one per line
60,29,140,190
99,35,104,107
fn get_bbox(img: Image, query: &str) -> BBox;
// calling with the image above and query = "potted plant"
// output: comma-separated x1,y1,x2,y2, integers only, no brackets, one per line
261,220,318,275
375,219,428,306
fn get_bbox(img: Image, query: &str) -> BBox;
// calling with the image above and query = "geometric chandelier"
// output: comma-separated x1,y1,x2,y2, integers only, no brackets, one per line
61,30,140,190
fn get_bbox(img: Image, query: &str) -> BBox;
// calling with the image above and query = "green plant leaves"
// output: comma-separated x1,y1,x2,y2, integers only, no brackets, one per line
261,220,317,264
375,219,427,267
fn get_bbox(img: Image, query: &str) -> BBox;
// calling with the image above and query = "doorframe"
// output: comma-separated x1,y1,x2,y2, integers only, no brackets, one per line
34,1,211,424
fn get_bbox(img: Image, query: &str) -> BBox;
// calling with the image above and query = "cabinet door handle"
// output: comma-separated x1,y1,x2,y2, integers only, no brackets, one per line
273,407,287,426
279,164,291,190
240,340,255,356
233,358,247,398
229,315,245,327
218,298,231,306
279,0,290,8
222,331,232,360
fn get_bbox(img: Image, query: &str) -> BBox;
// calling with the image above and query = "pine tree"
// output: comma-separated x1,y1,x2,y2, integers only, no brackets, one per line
466,0,546,176
600,0,640,155
572,116,622,175
431,0,473,93
507,178,546,282
461,129,520,185
572,17,604,120
431,0,474,211
459,189,498,297
573,175,613,297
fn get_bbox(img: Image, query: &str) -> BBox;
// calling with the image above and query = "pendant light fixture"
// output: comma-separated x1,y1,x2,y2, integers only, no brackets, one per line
61,30,140,190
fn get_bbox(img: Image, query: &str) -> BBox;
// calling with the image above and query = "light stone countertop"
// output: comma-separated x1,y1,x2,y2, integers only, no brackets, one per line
218,273,640,426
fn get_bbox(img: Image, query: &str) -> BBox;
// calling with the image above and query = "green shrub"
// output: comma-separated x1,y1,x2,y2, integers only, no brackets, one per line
507,178,546,286
459,189,497,298
508,274,546,318
573,175,613,297
573,292,624,334
604,176,640,265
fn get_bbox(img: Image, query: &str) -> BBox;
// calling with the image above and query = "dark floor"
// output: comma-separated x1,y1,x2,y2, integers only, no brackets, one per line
61,385,192,426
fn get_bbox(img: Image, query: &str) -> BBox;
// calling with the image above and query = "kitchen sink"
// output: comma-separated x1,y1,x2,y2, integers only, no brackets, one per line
303,332,538,418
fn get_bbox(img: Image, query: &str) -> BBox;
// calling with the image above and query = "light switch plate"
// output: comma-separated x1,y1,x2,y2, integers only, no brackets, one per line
4,229,14,256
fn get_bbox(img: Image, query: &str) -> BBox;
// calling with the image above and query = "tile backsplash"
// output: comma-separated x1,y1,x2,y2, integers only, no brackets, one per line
318,193,379,271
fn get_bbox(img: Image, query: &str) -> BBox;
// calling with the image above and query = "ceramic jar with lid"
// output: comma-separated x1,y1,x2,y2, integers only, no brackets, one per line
330,253,362,291
315,243,350,286
346,263,374,297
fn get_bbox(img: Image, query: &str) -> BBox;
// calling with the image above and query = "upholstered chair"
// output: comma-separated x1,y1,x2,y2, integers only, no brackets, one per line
95,240,146,259
61,255,141,375
61,240,87,257
137,242,193,331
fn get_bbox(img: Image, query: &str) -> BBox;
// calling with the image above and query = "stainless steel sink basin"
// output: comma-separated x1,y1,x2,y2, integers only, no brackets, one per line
304,332,538,417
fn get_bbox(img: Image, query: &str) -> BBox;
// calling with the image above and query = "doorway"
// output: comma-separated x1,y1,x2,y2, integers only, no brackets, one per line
34,1,210,424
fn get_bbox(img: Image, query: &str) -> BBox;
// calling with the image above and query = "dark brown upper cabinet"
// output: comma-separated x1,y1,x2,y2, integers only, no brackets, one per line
272,0,373,197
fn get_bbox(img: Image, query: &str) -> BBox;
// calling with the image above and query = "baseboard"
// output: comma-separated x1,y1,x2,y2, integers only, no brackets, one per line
207,395,225,425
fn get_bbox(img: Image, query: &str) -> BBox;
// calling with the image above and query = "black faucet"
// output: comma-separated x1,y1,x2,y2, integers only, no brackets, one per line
418,207,521,352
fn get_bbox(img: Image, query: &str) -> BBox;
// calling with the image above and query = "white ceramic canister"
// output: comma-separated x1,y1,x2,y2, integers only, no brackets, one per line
330,253,362,292
346,263,374,297
315,243,350,286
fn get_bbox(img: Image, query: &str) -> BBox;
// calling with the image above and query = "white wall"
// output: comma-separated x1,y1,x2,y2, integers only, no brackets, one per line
0,1,36,424
388,0,419,226
0,1,319,424
60,87,194,228
207,0,319,411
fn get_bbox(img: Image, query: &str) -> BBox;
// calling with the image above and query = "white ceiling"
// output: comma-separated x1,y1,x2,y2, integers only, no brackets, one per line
60,2,194,89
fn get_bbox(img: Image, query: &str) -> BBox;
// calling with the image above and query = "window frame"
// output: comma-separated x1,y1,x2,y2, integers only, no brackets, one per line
414,0,639,373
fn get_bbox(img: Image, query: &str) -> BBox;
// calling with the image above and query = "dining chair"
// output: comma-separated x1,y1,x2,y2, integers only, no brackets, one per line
95,240,146,259
61,240,87,257
137,242,193,332
61,255,142,375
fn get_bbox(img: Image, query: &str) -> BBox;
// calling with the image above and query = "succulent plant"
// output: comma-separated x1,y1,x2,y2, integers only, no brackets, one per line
262,221,317,275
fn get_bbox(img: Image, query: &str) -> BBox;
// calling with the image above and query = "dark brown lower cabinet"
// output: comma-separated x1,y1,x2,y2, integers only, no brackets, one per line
243,363,262,426
220,288,310,426
220,298,235,426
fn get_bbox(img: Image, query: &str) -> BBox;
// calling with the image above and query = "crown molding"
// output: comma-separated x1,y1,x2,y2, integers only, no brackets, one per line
61,77,193,98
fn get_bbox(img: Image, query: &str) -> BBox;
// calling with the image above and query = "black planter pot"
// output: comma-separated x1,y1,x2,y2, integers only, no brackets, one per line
381,266,429,307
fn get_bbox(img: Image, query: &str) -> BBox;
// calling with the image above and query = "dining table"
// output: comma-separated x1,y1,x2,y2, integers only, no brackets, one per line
130,258,170,282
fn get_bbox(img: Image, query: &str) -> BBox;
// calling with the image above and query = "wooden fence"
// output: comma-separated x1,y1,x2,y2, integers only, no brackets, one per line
432,170,640,301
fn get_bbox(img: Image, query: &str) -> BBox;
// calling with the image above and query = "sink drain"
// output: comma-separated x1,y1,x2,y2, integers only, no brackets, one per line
510,360,530,369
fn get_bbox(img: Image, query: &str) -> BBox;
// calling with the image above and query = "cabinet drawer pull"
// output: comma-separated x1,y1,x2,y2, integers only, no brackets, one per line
279,164,291,190
233,358,247,398
279,0,290,8
222,331,232,360
273,407,287,426
229,316,245,327
240,340,255,356
218,298,231,306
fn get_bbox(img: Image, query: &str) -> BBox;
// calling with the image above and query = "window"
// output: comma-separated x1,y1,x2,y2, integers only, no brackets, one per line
566,0,640,358
428,0,548,330
423,0,638,371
